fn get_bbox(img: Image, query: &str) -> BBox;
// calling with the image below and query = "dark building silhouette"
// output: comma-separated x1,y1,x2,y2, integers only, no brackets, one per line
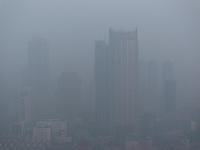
95,28,139,135
57,68,81,119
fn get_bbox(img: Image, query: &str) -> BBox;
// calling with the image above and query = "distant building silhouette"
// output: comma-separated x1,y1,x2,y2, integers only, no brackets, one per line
20,86,33,121
95,40,110,133
11,122,25,136
147,60,158,106
36,119,67,138
162,61,176,111
139,60,147,105
95,28,139,135
164,80,177,111
34,125,51,141
140,113,156,138
57,67,81,119
162,60,173,81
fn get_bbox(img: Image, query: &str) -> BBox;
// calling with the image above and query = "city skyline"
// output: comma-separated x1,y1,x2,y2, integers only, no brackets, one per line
0,26,199,149
0,0,199,96
0,0,199,149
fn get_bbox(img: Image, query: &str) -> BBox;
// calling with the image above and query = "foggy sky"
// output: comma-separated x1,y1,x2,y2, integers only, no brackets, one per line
0,0,199,95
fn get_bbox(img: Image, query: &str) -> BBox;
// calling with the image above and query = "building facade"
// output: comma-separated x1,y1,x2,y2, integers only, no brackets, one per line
95,29,139,135
95,40,110,133
20,86,33,121
162,61,176,111
57,68,81,119
36,119,67,137
147,60,158,107
34,125,51,141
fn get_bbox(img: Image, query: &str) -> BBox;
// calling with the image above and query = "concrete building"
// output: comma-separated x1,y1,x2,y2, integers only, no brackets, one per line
147,60,158,106
95,40,110,133
57,68,81,118
11,122,24,136
11,121,36,137
27,36,50,118
95,28,139,135
139,60,147,105
36,119,67,137
164,80,177,111
34,125,51,141
20,86,33,121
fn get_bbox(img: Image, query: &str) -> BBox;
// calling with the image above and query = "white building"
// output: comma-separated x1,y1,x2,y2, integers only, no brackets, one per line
34,125,51,141
36,119,67,137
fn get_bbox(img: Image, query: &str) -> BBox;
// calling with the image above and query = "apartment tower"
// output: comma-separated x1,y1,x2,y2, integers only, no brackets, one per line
57,68,81,118
95,28,139,135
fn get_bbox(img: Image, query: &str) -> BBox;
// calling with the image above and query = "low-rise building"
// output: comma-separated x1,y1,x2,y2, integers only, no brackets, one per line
34,125,51,141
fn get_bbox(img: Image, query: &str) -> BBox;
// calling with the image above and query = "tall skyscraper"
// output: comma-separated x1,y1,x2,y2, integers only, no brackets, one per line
28,36,49,97
57,68,81,119
95,28,139,135
20,86,33,121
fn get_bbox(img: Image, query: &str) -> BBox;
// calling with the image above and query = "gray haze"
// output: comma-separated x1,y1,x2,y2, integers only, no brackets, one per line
0,0,200,97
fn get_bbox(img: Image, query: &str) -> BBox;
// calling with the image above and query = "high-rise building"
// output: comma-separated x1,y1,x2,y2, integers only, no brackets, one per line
95,28,139,135
139,60,147,105
164,80,177,111
28,36,49,97
57,68,81,118
20,86,33,121
95,40,110,133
